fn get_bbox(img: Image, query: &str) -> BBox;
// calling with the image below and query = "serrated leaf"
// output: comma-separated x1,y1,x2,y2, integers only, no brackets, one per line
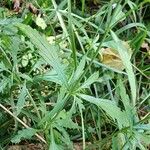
34,69,62,85
55,126,73,149
77,93,128,128
0,62,8,72
11,128,37,143
135,131,150,145
16,84,27,116
134,124,150,130
117,78,134,127
110,4,125,27
80,71,99,89
18,73,33,82
0,78,9,93
70,55,86,83
55,110,79,129
50,127,62,150
16,23,68,88
0,18,22,26
78,94,121,118
75,96,85,111
111,31,136,106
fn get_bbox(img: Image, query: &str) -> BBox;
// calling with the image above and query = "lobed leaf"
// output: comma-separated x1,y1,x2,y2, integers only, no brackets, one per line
16,23,68,88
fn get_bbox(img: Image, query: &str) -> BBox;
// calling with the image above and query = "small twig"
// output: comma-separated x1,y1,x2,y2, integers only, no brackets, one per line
13,0,22,12
0,104,47,144
27,3,40,15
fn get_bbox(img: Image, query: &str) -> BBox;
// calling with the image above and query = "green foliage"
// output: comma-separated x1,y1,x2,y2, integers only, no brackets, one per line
11,128,37,143
0,0,150,149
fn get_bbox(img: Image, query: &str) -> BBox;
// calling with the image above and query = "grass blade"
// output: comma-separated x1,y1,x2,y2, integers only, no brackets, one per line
111,31,136,106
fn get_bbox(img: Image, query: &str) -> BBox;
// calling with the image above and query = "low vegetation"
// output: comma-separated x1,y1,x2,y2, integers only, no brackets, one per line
0,0,150,149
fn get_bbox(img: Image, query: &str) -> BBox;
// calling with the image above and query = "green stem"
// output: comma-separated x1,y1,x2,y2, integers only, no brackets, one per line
27,89,41,119
68,0,77,70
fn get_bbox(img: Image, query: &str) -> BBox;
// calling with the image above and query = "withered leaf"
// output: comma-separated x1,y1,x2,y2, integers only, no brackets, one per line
100,41,132,71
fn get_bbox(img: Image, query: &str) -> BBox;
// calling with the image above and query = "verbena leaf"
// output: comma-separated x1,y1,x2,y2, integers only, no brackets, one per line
116,23,145,35
16,23,68,88
55,126,73,149
75,96,85,111
77,93,128,128
110,4,125,27
0,18,22,26
80,71,99,89
0,78,9,93
134,124,150,130
117,78,134,127
111,31,136,106
50,127,62,150
70,55,86,83
11,128,37,143
39,94,68,125
134,131,150,145
34,70,62,85
16,84,27,116
0,62,8,72
55,110,79,129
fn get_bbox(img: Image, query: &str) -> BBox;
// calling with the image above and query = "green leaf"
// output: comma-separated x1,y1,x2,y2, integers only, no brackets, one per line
116,23,146,35
80,71,99,89
130,30,147,57
70,55,86,83
16,23,68,88
0,18,22,26
77,93,128,128
11,128,37,143
55,110,79,129
16,84,27,116
112,136,119,150
134,131,150,145
49,127,62,150
111,31,136,106
75,96,85,111
39,94,69,125
134,124,150,130
117,78,134,127
0,78,9,93
0,62,8,72
55,126,73,149
110,4,126,27
34,70,62,85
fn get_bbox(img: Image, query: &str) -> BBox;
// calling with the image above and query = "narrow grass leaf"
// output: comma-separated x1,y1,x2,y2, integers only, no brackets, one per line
110,4,125,27
111,31,136,106
68,0,77,69
116,23,145,35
